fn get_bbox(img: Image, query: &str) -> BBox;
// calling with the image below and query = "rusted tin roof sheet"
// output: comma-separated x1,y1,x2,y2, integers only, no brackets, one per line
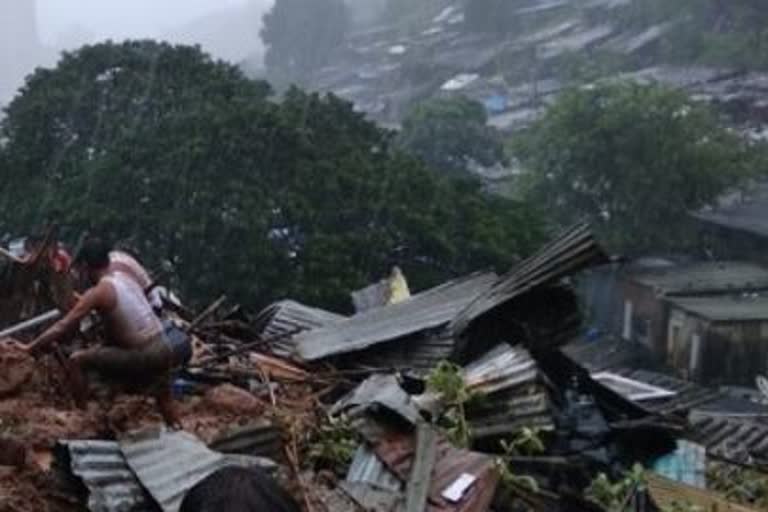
371,430,499,512
296,272,497,362
450,224,608,338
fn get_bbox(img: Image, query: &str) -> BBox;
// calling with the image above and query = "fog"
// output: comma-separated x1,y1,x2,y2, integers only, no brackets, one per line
0,0,273,102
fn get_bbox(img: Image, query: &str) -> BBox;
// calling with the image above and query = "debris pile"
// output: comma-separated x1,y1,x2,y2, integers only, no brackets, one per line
1,224,765,511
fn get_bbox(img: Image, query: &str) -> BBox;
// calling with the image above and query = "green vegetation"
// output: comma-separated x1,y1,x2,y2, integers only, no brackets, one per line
660,502,702,512
307,414,357,470
707,462,768,509
398,96,506,177
586,464,647,511
499,427,545,457
495,428,546,499
261,0,348,85
0,41,545,312
513,81,762,254
426,361,476,447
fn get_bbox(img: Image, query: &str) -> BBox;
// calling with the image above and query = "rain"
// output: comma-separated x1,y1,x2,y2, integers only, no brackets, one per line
2,1,768,511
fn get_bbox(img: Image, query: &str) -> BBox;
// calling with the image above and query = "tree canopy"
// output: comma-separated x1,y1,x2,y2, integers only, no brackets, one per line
513,81,760,254
398,96,506,177
261,0,348,85
0,40,545,312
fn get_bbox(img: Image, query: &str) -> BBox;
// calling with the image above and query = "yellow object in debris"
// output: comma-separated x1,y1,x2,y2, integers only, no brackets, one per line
387,266,410,305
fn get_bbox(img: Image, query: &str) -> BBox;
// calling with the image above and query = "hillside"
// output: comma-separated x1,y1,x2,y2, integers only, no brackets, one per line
305,0,768,137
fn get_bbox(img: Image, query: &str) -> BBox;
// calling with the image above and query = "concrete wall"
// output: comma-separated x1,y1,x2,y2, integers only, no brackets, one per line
666,308,768,386
619,278,669,356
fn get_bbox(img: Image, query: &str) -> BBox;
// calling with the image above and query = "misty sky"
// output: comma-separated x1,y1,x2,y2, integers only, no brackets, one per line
38,0,253,42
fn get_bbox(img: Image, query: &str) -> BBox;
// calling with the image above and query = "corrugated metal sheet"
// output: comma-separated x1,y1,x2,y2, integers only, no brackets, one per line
332,374,422,424
339,481,403,512
352,280,391,313
450,224,608,338
468,392,553,441
610,369,723,417
666,295,768,322
339,332,456,376
462,344,538,396
252,300,345,357
296,272,497,362
592,372,677,402
411,344,554,442
120,429,270,512
628,262,768,296
209,421,282,460
648,472,761,512
563,336,659,374
689,414,768,466
58,439,154,512
347,444,403,492
462,344,554,441
371,430,499,512
692,181,768,239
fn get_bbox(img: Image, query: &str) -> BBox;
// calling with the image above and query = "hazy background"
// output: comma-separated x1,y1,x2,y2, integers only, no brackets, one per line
1,0,273,102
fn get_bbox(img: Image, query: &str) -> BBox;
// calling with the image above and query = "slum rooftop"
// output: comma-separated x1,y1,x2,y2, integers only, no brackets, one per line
666,294,768,322
308,0,768,136
693,181,768,239
625,261,768,295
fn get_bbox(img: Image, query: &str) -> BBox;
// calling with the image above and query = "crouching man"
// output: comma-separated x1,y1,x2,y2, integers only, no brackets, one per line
16,238,185,427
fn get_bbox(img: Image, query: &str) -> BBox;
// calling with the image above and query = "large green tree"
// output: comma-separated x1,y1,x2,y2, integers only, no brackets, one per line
261,0,348,85
0,40,545,312
514,81,759,254
398,96,506,177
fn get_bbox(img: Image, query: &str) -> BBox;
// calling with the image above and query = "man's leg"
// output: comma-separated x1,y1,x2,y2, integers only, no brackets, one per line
68,349,95,409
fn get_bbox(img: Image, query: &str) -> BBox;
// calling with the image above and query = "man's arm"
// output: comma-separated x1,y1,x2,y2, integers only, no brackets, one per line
25,282,110,355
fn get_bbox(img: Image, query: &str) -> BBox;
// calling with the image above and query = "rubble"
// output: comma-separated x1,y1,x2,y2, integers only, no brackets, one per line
203,384,264,415
1,224,764,511
0,343,35,397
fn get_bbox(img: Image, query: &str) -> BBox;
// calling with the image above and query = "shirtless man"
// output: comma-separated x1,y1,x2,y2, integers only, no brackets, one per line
16,238,181,427
108,248,163,311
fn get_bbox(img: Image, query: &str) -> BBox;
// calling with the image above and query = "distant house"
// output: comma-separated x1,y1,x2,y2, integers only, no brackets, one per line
619,262,768,360
665,295,768,386
693,182,768,266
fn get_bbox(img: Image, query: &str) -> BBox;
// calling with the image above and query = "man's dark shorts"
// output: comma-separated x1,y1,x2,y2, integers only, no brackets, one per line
79,334,173,394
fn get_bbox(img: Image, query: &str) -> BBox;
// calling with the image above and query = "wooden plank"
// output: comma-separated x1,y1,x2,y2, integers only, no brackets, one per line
405,422,438,512
648,473,760,512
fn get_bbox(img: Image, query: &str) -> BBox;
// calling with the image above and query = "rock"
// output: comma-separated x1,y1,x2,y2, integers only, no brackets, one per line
203,384,262,415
